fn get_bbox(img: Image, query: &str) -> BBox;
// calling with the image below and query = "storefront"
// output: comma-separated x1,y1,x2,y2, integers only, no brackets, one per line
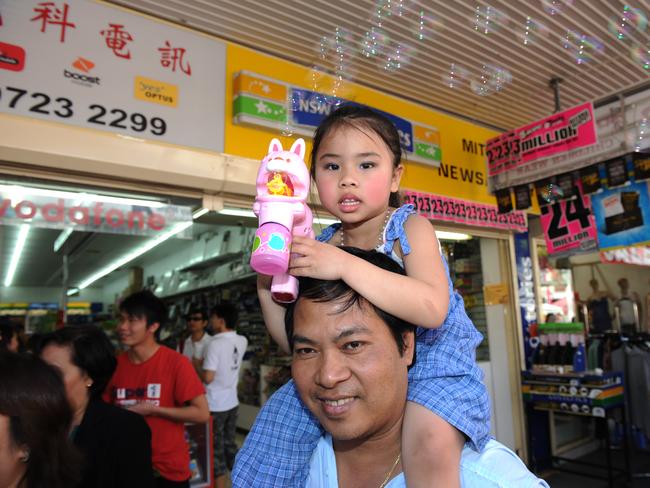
1,0,532,465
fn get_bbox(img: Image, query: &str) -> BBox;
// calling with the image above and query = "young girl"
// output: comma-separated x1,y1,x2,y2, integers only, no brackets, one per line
235,105,490,487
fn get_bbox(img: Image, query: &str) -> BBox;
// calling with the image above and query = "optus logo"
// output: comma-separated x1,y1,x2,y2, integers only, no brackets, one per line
64,57,101,86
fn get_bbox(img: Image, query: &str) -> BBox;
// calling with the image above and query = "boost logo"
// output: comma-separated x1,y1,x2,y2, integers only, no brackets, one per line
64,57,101,86
0,42,26,72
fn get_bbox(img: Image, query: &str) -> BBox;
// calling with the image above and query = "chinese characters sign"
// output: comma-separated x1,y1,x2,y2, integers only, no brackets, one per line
0,0,224,152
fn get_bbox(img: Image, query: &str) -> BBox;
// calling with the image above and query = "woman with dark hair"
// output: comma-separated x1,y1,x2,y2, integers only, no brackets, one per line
39,325,154,488
0,351,80,488
0,322,21,352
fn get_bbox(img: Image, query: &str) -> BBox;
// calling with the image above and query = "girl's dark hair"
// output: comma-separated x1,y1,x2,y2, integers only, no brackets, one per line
310,104,403,207
0,351,81,488
285,247,416,361
38,325,117,400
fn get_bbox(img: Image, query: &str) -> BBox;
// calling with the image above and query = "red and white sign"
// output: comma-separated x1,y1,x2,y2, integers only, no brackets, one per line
600,246,650,267
487,102,597,177
403,190,527,232
0,188,192,238
540,180,598,255
0,0,225,152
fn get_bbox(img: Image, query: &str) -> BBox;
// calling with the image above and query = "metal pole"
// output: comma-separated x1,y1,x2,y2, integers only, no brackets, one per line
549,77,563,113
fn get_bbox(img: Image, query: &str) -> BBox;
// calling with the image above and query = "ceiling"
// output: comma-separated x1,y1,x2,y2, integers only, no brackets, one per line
110,0,650,130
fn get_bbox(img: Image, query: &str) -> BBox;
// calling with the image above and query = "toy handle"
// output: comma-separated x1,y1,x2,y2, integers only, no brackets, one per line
250,222,292,275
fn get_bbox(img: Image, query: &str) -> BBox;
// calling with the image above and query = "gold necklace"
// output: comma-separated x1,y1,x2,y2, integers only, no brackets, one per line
378,452,401,488
339,208,392,248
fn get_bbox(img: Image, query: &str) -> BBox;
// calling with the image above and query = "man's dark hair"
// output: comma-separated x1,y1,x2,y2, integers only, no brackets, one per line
187,306,208,322
285,247,416,358
38,325,117,400
210,303,239,330
119,290,167,340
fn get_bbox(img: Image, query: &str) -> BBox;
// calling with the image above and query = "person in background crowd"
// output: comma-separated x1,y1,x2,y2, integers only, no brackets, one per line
0,351,81,488
181,306,212,374
0,323,21,352
198,304,248,488
39,325,154,488
545,313,557,323
105,290,209,488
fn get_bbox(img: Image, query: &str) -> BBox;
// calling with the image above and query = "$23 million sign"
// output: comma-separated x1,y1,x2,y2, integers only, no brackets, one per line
540,180,598,255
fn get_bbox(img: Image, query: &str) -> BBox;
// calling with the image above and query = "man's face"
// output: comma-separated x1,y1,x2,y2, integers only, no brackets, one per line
187,313,207,334
210,314,225,334
291,297,414,444
117,311,157,348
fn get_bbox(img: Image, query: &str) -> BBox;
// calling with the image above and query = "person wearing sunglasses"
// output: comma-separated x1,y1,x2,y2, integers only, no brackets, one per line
181,307,212,375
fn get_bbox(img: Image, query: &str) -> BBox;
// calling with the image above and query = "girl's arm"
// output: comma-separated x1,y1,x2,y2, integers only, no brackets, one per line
257,274,291,353
290,214,450,329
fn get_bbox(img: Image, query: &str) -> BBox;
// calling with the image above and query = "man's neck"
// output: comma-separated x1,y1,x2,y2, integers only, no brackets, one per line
332,423,402,488
191,330,205,342
128,341,160,364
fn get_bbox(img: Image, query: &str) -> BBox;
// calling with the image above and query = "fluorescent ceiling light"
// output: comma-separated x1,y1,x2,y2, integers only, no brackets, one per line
4,224,30,287
53,228,74,252
192,207,210,219
219,207,338,226
436,231,471,241
76,208,205,290
66,287,80,297
0,184,166,208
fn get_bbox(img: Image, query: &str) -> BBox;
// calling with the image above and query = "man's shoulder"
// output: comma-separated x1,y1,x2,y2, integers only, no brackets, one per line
460,439,549,487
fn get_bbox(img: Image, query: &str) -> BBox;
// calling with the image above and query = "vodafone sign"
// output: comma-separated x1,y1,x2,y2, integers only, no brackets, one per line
0,189,192,238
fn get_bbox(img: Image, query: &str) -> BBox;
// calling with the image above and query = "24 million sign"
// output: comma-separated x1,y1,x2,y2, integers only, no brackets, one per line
540,180,598,255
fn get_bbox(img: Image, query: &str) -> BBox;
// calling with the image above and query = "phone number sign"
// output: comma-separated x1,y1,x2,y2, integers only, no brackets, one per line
540,180,598,255
0,0,225,152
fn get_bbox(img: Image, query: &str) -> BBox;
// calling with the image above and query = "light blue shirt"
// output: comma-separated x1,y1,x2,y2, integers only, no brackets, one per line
306,435,550,488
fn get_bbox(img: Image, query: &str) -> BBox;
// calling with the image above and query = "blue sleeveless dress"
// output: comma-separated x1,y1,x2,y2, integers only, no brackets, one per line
232,204,490,487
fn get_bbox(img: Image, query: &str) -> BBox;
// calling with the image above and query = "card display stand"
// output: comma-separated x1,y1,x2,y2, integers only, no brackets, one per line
522,370,630,488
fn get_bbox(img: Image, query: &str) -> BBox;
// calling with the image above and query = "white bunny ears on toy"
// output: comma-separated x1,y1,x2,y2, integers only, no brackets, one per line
267,138,306,161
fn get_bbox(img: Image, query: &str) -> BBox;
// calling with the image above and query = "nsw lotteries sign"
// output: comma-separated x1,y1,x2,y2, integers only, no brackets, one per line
0,0,225,152
233,71,442,167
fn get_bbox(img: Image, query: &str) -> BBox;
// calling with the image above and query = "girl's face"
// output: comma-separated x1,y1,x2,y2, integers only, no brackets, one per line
314,125,403,224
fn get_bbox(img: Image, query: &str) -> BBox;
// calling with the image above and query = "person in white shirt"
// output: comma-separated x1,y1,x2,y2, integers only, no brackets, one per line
199,304,248,488
181,307,212,374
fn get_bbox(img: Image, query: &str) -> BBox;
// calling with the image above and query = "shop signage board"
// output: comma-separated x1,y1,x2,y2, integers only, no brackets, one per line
0,0,225,152
487,102,597,177
590,181,650,251
233,71,442,167
402,189,528,232
600,245,650,266
539,180,598,255
0,188,193,238
490,91,650,191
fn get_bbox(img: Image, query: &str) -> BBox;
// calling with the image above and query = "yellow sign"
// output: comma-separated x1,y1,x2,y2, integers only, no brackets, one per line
134,76,178,107
483,283,510,305
234,72,287,102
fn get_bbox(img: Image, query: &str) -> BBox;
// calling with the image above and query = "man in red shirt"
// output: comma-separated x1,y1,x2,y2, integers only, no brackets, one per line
105,290,210,487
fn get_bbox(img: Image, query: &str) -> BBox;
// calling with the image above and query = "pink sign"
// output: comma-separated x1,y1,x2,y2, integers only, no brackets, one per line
402,190,527,232
540,180,598,255
600,246,650,267
487,102,597,177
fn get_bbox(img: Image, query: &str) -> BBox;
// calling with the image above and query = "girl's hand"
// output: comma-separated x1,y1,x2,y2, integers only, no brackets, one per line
288,236,348,280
